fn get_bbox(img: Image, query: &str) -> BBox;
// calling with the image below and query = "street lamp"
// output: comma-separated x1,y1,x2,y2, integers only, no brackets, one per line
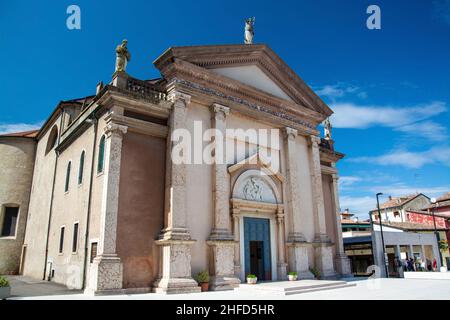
376,192,389,278
430,198,443,268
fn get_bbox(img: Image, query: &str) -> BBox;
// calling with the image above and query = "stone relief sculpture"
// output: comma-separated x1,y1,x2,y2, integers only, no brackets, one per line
115,39,131,73
243,177,263,201
244,17,255,44
323,117,332,140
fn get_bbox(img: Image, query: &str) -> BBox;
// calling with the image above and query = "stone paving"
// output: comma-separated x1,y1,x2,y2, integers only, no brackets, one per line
6,276,450,300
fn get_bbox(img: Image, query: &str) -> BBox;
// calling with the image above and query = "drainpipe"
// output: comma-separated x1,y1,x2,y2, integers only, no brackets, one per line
81,113,99,290
42,109,65,280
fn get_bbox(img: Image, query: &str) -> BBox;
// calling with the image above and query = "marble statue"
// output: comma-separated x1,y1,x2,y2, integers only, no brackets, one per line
323,118,332,140
244,17,255,44
115,39,131,73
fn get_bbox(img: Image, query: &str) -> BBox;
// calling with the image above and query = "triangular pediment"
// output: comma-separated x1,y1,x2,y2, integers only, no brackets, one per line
154,44,333,117
211,65,294,102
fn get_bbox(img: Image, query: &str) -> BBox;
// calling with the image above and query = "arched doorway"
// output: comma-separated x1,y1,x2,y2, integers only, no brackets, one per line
230,168,285,282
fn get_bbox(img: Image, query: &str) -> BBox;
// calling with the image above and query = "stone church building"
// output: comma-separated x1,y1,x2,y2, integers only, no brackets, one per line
0,43,350,294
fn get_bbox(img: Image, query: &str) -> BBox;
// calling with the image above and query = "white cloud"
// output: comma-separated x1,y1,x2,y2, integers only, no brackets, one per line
315,83,365,101
348,147,450,169
339,176,362,189
395,120,448,142
0,121,43,135
339,195,375,217
330,101,447,129
367,183,450,199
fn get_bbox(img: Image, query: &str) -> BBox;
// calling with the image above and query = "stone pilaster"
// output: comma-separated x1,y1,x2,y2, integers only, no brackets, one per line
276,208,288,280
283,127,313,279
283,127,305,242
154,92,200,294
310,135,336,278
331,171,352,277
232,210,241,277
86,123,127,294
160,92,192,241
209,103,233,240
207,103,240,291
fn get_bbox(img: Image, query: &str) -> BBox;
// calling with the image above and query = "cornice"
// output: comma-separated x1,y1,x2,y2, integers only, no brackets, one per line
154,44,333,117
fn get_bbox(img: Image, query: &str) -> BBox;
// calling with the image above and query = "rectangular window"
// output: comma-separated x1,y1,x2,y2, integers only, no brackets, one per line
1,207,19,237
72,223,79,253
90,242,98,263
59,226,65,253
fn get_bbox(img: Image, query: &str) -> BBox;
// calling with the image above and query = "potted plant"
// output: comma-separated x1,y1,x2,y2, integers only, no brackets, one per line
196,271,210,292
246,274,257,284
288,271,298,281
309,267,321,280
0,276,11,300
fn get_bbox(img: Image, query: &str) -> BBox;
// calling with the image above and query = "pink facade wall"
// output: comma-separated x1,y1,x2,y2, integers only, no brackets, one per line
117,132,166,288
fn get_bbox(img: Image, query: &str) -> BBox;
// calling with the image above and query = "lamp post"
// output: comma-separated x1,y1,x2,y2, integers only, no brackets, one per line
376,192,389,278
430,198,443,269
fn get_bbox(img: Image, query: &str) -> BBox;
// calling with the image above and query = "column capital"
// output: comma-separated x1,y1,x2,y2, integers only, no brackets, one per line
104,123,128,138
283,127,298,141
310,135,321,146
211,103,230,120
168,91,191,106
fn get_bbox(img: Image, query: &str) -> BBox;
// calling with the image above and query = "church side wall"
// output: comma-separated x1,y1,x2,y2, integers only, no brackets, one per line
23,115,62,279
46,124,96,289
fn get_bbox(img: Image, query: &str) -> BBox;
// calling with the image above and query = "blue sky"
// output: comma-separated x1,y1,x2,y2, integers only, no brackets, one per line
1,0,449,217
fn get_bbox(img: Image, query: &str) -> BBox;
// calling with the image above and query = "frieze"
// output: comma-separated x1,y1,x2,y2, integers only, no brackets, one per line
170,78,316,130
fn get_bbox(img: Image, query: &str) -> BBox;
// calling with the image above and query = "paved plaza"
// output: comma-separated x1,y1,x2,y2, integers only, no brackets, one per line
6,276,450,300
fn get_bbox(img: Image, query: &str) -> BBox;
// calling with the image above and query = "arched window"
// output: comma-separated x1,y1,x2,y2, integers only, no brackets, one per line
45,125,58,155
78,151,85,185
97,136,105,174
65,161,71,192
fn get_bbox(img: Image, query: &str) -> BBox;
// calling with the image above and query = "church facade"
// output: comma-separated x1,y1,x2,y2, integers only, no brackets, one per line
0,43,351,294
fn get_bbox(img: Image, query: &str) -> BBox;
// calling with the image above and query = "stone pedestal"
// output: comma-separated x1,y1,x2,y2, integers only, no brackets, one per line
314,244,337,279
86,255,123,294
335,253,352,276
287,243,314,279
207,241,240,291
153,240,200,294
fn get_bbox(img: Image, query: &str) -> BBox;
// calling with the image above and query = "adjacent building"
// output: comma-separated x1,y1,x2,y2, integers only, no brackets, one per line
0,130,37,274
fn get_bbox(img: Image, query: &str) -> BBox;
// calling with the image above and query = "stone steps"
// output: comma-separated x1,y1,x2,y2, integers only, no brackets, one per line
237,280,356,296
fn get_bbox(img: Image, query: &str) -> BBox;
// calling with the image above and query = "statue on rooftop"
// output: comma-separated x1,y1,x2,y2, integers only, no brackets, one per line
323,117,332,140
244,17,255,44
115,39,131,73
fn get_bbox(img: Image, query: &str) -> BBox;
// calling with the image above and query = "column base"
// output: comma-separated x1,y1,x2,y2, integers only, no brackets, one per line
209,276,240,291
153,277,201,294
158,227,192,241
84,254,123,295
335,253,352,277
287,242,314,280
207,240,241,291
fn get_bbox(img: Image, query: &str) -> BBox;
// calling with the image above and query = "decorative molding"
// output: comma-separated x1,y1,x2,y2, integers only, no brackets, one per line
169,77,318,131
103,123,128,138
167,91,191,106
283,127,298,141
